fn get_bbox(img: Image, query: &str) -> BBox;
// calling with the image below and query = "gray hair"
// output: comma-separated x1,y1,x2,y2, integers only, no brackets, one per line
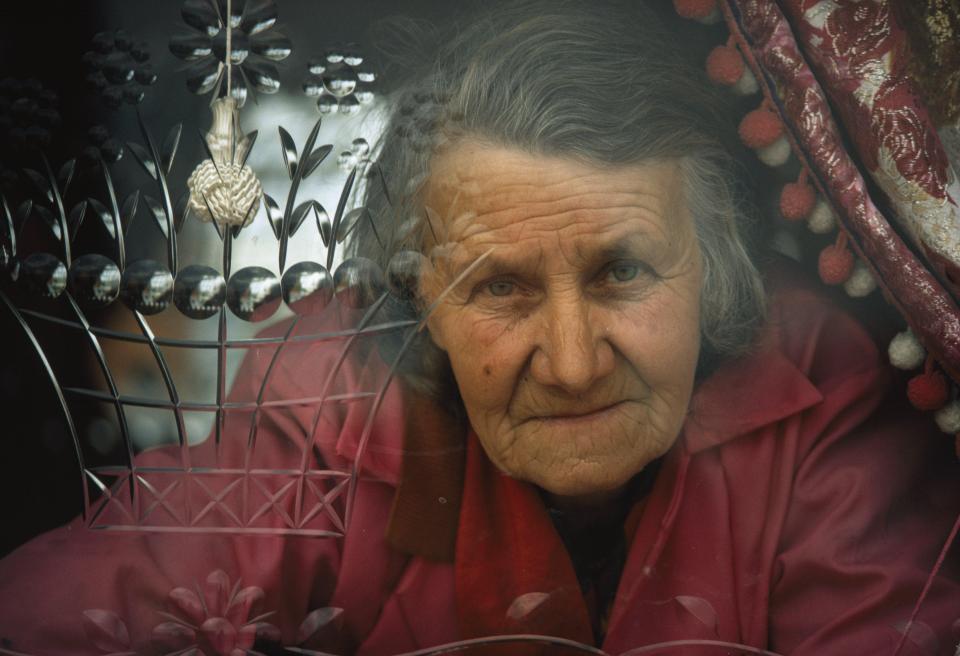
352,0,767,400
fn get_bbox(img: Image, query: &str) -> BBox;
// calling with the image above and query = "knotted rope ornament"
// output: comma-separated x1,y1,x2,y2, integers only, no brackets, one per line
188,160,262,227
187,96,262,227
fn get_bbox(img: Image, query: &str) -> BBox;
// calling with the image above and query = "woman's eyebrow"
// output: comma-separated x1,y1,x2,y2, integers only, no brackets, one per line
573,232,661,264
449,248,546,281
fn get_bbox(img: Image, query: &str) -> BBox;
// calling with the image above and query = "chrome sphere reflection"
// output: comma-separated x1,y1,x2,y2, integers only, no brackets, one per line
68,254,121,307
226,266,281,322
119,260,173,315
19,253,67,299
281,261,333,315
334,257,384,309
173,265,226,319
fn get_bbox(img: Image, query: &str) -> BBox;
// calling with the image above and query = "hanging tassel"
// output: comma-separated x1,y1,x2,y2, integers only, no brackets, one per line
706,35,758,95
934,400,960,433
907,355,949,412
707,36,743,86
818,231,854,285
780,168,816,222
807,199,837,234
739,104,781,148
889,328,926,370
673,0,720,23
843,259,877,298
739,101,790,166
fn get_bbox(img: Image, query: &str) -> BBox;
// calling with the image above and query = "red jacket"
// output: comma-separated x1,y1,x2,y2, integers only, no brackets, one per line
0,271,957,655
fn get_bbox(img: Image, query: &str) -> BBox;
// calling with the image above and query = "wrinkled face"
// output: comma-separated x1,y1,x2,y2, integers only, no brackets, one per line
420,141,702,500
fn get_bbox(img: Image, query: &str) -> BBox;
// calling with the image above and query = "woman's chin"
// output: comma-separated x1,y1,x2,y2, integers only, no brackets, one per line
522,460,640,507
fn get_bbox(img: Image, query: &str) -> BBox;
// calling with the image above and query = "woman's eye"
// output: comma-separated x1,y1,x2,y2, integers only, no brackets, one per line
608,263,640,282
487,281,516,296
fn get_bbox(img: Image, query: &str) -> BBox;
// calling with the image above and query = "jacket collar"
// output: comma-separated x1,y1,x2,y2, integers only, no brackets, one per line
682,335,823,454
384,331,823,562
385,384,466,562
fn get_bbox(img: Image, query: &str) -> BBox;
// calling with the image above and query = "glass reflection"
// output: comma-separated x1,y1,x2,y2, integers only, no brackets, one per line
226,266,281,322
68,254,121,306
119,259,173,314
173,264,226,319
281,261,333,315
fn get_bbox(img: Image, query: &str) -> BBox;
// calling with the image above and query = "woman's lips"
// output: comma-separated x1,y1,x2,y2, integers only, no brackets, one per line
531,400,631,425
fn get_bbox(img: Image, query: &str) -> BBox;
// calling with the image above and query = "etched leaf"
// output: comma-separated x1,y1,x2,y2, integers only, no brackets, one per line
894,619,939,656
168,586,205,625
81,609,130,652
161,123,183,173
204,569,231,618
301,143,333,179
317,216,332,247
126,141,158,180
249,621,281,642
674,595,719,636
58,159,76,196
225,585,264,626
263,193,283,240
14,200,33,233
367,161,392,207
141,194,168,238
336,207,368,243
297,606,344,644
35,205,60,241
174,191,190,233
289,200,318,238
196,127,222,179
22,168,52,202
120,191,140,237
278,126,298,179
237,129,258,167
1,195,14,247
87,197,114,240
151,620,195,647
68,201,88,241
506,592,550,621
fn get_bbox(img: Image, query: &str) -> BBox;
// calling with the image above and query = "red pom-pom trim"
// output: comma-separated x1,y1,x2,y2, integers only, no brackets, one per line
818,233,854,285
780,182,816,221
738,107,783,149
706,45,744,86
907,370,949,411
673,0,717,19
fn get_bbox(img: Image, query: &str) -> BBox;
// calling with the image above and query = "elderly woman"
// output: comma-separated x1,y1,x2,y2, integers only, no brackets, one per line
1,1,959,654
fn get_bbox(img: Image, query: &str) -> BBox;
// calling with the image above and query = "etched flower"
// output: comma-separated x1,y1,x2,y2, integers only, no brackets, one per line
303,44,376,116
82,30,157,109
0,77,60,156
0,77,60,193
152,569,281,656
169,0,291,107
81,124,124,167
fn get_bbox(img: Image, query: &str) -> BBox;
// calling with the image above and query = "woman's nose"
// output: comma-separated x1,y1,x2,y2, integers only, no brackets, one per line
528,295,615,393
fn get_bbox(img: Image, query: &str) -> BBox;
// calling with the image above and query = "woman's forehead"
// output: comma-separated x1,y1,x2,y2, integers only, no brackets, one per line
422,140,692,245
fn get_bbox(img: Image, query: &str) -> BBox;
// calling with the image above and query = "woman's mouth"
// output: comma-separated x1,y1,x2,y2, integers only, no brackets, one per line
532,400,631,425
